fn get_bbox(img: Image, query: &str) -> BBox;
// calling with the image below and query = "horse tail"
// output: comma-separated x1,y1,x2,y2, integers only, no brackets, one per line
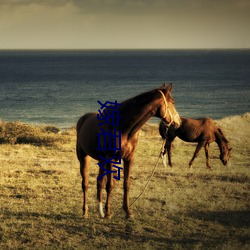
76,114,92,161
76,114,92,134
76,115,85,134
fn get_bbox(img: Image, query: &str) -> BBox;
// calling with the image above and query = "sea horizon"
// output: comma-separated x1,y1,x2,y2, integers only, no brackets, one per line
0,49,249,129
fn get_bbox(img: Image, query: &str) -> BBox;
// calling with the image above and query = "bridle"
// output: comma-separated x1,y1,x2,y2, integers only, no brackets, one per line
157,90,175,127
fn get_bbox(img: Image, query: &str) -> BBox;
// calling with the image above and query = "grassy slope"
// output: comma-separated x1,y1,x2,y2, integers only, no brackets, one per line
0,114,249,249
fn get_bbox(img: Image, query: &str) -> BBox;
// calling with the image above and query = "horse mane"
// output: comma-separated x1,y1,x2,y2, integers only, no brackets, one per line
215,127,229,144
120,89,158,107
119,83,171,110
118,88,163,116
116,85,169,137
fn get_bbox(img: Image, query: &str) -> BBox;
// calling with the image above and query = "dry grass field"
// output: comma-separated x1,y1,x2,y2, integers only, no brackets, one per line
0,113,249,249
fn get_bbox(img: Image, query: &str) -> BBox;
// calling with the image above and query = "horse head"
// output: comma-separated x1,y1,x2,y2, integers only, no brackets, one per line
220,147,232,165
157,83,181,129
218,128,232,165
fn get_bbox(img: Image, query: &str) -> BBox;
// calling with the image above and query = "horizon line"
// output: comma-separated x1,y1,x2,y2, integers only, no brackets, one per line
0,48,249,51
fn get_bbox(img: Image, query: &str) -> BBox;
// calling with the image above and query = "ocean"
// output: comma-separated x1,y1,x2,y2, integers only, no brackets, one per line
0,50,249,129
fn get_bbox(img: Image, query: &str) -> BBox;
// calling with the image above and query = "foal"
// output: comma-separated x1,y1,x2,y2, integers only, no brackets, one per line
159,117,232,169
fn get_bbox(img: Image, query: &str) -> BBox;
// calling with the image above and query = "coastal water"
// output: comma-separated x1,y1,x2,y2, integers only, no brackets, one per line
0,50,249,128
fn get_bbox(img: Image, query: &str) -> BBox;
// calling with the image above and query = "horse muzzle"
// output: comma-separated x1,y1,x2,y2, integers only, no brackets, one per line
223,160,229,166
173,120,181,129
172,115,181,129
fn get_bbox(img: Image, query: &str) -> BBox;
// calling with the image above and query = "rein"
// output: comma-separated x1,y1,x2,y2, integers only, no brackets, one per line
157,90,174,127
113,138,167,218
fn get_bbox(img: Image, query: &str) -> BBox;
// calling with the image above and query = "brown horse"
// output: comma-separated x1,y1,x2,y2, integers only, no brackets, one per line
76,83,181,219
159,117,232,169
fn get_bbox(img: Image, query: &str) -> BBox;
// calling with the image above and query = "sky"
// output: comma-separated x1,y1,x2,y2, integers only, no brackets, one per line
0,0,249,49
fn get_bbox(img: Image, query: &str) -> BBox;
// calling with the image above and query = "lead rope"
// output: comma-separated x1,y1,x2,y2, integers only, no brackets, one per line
114,137,167,217
128,138,166,208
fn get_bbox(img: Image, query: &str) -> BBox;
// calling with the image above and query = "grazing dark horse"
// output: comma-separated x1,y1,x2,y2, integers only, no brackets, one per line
76,83,181,219
159,117,232,169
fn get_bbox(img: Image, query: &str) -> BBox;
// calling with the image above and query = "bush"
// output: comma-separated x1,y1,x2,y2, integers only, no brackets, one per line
0,121,69,146
43,125,60,134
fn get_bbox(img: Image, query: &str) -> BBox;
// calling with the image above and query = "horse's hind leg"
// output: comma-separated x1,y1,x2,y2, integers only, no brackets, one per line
97,162,114,218
77,148,90,218
97,165,106,218
189,141,205,168
105,163,114,218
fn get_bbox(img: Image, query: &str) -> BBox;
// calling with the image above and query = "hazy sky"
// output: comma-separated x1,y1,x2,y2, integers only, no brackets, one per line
0,0,249,49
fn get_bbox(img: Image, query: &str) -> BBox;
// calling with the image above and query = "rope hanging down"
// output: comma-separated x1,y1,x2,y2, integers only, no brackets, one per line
128,138,166,208
114,138,166,217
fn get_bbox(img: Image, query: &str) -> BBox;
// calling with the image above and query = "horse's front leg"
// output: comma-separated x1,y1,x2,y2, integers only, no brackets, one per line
123,156,134,219
161,140,168,168
166,140,173,167
189,141,205,168
204,143,212,169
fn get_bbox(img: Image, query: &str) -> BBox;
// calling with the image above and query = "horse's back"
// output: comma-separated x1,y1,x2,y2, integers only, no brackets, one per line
202,117,217,132
182,117,215,128
177,117,216,142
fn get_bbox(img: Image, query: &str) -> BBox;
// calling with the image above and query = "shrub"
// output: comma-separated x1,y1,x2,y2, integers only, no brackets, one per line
43,125,60,134
0,121,69,146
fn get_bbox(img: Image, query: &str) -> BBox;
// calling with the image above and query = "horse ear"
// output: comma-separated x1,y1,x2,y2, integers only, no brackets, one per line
159,83,167,90
166,83,173,93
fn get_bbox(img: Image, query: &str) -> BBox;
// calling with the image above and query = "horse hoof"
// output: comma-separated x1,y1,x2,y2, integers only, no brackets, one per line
105,214,112,219
162,155,167,168
98,202,105,218
126,213,134,220
83,214,89,219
